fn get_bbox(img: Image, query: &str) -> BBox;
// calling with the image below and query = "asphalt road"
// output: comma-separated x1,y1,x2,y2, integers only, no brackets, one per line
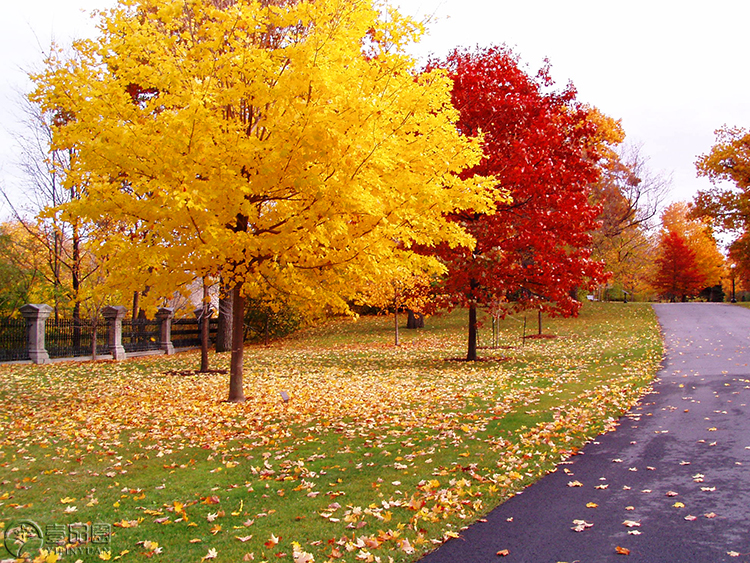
419,303,750,563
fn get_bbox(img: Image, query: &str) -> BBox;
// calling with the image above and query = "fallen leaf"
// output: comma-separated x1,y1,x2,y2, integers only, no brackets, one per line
265,534,281,548
398,538,415,554
496,549,510,557
615,546,631,555
292,542,315,563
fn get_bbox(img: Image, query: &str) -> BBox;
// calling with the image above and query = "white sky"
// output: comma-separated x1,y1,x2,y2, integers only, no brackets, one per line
2,0,749,219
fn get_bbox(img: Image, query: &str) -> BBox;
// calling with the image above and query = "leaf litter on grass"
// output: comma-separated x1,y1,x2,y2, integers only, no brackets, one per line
0,303,662,562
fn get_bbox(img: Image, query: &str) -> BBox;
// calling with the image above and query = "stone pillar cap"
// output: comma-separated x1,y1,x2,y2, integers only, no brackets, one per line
19,304,54,317
102,305,128,318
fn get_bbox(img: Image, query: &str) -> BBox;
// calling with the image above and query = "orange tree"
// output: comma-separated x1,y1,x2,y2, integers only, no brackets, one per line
693,126,750,282
660,202,724,290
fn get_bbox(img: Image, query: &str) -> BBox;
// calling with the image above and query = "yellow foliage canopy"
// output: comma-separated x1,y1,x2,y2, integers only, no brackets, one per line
32,0,500,313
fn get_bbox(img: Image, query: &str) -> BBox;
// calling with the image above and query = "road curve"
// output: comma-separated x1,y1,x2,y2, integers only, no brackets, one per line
419,303,750,563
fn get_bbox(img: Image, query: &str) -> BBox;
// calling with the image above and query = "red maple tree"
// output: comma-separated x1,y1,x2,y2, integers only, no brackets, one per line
427,45,609,360
653,230,707,301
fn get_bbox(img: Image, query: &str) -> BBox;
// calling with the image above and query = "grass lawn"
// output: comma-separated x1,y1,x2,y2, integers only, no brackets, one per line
0,302,662,563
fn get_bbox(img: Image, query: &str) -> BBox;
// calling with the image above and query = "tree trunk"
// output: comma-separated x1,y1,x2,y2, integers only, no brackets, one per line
406,309,424,329
199,281,210,373
132,291,140,321
72,301,82,351
91,320,98,361
53,229,62,322
538,309,543,336
394,307,400,346
467,303,478,361
228,283,246,403
71,221,82,349
215,285,233,352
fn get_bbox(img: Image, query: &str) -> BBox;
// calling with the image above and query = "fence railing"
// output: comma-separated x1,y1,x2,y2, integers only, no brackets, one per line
0,318,29,362
122,318,162,353
46,318,109,359
172,318,218,349
1,304,215,364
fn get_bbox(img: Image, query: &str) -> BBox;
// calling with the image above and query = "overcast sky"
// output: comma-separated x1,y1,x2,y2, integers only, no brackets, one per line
2,0,748,219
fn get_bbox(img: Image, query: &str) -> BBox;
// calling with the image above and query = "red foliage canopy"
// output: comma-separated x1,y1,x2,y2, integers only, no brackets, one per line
429,45,608,319
653,230,707,301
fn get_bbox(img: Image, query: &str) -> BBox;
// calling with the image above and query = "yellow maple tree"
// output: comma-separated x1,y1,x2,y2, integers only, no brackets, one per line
31,0,501,401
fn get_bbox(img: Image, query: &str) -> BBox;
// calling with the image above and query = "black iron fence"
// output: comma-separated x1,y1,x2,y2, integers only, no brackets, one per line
46,318,109,359
122,318,162,353
0,318,29,362
0,311,210,363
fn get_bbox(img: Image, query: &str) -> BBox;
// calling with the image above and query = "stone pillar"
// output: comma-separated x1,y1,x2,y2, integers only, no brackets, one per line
19,304,53,364
102,306,127,360
156,307,175,355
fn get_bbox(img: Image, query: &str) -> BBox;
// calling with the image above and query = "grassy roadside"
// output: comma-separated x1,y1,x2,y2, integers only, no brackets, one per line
0,302,662,563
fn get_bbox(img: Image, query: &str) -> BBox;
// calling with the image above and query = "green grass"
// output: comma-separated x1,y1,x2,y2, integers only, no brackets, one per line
0,302,662,563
